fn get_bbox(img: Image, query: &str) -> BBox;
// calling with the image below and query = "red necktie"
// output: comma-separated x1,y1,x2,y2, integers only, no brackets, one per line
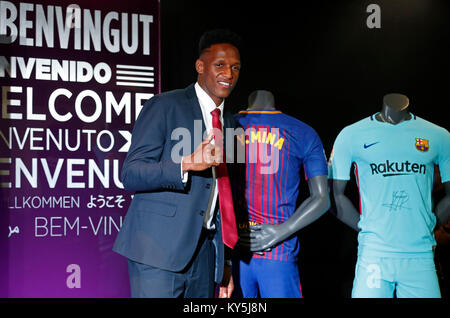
211,108,238,249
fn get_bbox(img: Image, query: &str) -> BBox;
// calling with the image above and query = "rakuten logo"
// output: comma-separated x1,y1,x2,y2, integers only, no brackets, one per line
369,160,426,177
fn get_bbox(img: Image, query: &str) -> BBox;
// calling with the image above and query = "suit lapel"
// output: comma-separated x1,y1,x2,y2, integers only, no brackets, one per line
184,84,207,139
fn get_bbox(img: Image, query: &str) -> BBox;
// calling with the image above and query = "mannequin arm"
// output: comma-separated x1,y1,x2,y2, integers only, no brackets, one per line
436,181,450,226
239,175,330,253
331,179,360,232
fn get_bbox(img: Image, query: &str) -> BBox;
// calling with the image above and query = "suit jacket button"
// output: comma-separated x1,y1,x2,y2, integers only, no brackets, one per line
200,210,205,216
205,184,211,189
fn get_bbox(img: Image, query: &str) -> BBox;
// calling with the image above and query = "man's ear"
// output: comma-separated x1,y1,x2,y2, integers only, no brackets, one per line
195,59,204,74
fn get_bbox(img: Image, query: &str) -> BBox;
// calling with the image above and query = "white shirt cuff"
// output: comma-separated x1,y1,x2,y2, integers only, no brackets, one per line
181,157,188,183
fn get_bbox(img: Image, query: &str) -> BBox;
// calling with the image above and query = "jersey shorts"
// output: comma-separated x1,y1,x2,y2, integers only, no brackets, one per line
351,254,440,298
232,258,302,298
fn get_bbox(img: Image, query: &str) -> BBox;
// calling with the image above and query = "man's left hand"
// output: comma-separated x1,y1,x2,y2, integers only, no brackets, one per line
218,265,234,298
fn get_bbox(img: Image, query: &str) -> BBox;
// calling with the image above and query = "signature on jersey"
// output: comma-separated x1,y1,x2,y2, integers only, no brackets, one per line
382,190,411,212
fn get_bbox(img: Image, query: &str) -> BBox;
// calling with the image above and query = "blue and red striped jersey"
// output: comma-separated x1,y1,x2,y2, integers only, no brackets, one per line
234,110,328,262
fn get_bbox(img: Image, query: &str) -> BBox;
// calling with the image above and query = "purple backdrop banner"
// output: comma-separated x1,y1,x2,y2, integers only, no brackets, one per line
0,0,160,297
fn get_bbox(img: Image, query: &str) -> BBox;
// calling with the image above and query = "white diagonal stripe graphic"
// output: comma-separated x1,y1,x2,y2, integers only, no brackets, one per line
116,64,154,71
116,82,154,87
116,76,154,82
116,70,154,76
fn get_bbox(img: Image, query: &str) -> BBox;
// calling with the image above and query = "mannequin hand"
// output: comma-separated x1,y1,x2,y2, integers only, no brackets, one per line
238,224,283,254
248,224,283,253
238,227,272,255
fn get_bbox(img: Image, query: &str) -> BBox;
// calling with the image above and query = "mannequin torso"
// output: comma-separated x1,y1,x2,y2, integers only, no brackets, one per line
331,93,450,232
237,90,330,254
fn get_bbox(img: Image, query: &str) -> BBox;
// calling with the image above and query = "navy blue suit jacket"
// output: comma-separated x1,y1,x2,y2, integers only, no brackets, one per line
113,84,238,283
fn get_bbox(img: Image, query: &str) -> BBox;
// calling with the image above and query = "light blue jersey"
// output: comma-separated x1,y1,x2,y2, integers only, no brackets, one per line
329,113,450,258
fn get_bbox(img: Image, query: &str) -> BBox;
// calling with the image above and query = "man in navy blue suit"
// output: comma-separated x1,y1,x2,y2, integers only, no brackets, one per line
113,29,242,298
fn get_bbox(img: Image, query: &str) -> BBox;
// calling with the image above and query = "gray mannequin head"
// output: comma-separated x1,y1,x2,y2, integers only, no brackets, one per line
383,93,409,111
247,90,276,110
378,93,411,124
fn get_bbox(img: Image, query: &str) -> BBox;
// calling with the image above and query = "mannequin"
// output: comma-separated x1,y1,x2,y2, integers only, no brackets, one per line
329,93,450,298
239,90,330,254
333,93,450,231
233,90,330,298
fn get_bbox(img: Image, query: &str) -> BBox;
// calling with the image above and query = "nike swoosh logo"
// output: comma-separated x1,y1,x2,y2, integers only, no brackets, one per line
364,142,379,149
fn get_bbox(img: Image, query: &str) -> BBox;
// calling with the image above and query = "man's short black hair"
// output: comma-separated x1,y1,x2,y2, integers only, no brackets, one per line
198,29,242,57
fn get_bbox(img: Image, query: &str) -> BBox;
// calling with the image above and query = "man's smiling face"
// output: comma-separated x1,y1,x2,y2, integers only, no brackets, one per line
196,43,241,106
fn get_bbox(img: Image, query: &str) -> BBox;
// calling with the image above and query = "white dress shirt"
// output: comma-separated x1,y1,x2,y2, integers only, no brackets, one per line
181,82,224,229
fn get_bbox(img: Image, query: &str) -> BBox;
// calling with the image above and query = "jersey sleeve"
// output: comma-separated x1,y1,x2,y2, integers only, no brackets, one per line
302,128,328,179
437,128,450,183
328,126,353,180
